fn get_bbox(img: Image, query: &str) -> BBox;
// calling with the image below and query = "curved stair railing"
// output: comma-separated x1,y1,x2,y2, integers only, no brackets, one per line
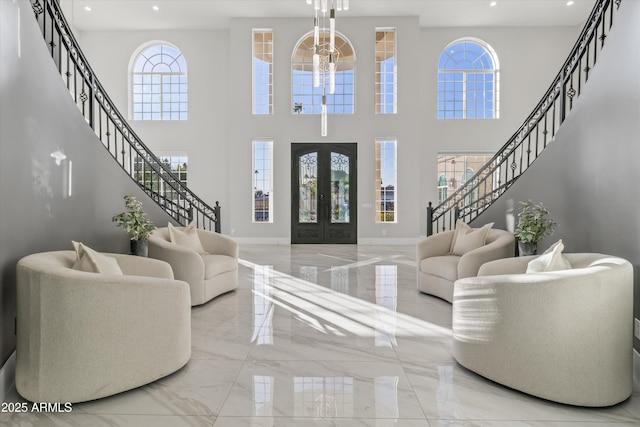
29,0,221,232
427,0,622,235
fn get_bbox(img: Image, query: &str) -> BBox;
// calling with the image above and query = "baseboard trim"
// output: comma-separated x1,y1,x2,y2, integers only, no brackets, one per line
634,348,640,393
0,351,16,402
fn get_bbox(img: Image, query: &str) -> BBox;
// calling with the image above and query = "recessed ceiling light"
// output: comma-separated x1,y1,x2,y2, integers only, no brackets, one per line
83,6,91,12
566,1,574,6
490,1,497,6
152,5,160,11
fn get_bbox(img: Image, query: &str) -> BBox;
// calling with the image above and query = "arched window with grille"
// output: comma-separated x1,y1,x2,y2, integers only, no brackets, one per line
437,38,499,119
131,43,188,120
291,30,355,115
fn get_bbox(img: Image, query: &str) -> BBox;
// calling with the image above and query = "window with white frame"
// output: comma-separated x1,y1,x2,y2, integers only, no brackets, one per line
375,139,397,223
134,154,187,202
253,29,273,115
437,38,499,119
253,139,273,223
375,28,396,114
291,31,355,114
131,43,187,120
436,153,495,204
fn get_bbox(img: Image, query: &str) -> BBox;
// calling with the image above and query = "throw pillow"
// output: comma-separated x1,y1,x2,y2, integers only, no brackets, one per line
71,241,123,275
451,222,494,256
449,219,472,254
526,239,572,273
168,221,206,254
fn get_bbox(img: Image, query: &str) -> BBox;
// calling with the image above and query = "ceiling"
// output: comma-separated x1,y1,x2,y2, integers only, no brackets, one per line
58,0,596,32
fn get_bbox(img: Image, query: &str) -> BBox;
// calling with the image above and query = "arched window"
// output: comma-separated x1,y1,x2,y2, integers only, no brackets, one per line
292,31,355,114
437,38,499,119
131,43,187,120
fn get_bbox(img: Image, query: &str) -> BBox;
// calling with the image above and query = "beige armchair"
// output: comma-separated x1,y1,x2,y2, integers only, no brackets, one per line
416,228,515,302
16,251,191,403
148,226,238,306
453,253,633,406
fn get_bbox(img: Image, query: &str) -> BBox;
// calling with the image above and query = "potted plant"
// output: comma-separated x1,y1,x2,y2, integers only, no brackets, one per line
513,199,556,256
112,195,156,256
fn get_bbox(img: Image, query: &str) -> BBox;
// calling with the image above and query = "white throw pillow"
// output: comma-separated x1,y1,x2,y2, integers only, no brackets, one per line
526,239,572,273
71,241,123,275
168,221,206,254
451,221,494,256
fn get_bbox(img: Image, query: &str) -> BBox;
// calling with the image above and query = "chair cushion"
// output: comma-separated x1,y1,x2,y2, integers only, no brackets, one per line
168,221,206,254
71,241,122,275
202,254,237,279
451,222,494,256
526,239,572,273
421,255,461,282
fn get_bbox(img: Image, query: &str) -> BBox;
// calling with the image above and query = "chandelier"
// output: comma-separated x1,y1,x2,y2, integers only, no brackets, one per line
305,0,350,136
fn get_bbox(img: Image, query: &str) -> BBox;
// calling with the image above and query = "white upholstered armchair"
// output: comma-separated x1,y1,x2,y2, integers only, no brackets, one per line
16,250,191,403
452,253,634,406
416,226,516,302
148,225,238,306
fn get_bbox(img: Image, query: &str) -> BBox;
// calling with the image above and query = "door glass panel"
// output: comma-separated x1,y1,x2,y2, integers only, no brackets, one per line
331,152,350,224
298,152,318,223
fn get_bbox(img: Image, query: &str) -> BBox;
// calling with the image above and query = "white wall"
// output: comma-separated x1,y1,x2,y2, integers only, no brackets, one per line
78,19,578,242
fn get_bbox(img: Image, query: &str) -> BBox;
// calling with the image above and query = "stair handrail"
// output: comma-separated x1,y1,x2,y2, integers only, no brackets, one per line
30,0,221,232
427,0,621,235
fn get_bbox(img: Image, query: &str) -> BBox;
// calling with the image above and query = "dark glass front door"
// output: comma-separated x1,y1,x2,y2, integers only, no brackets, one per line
291,143,357,244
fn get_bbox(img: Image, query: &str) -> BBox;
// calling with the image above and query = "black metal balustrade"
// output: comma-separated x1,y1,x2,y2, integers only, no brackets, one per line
29,0,221,232
427,0,622,236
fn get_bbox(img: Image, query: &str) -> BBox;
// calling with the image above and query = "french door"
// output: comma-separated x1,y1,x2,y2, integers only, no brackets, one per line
291,143,357,244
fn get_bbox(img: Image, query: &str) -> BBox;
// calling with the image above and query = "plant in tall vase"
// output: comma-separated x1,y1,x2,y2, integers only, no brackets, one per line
112,195,156,256
513,200,557,256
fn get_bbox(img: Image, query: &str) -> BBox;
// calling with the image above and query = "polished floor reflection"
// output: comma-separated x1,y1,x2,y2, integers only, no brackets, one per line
2,244,639,426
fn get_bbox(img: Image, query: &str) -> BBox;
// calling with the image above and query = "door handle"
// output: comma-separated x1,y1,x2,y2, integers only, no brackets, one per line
320,194,325,201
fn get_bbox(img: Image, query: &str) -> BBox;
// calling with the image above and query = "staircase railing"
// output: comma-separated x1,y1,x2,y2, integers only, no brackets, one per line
29,0,221,232
427,0,622,235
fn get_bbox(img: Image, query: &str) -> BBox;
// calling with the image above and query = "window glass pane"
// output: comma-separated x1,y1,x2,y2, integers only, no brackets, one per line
253,140,273,223
437,39,498,120
253,30,274,115
375,139,397,223
291,31,355,115
375,29,396,115
131,43,188,121
436,153,495,204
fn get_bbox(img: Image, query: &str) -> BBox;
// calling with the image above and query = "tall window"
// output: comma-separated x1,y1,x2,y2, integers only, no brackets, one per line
292,31,355,114
437,153,494,204
375,139,397,223
437,38,499,119
131,43,187,120
253,29,273,115
253,139,273,223
375,28,397,114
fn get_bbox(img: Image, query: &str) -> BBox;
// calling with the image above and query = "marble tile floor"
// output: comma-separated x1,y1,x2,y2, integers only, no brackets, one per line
2,244,639,427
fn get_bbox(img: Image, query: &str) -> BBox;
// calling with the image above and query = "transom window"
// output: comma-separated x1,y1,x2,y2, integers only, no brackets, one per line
292,31,355,114
375,28,397,114
253,29,273,115
131,43,187,120
437,38,499,119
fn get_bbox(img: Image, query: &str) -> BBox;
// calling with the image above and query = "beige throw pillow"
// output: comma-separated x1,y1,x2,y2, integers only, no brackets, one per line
168,221,206,254
71,241,123,275
526,239,572,273
449,219,471,254
451,221,494,256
